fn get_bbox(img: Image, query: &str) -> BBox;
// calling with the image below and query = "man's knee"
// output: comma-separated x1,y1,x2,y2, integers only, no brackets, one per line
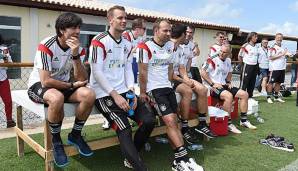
195,84,207,95
162,114,178,128
221,91,233,103
44,89,64,106
237,90,248,99
79,87,96,102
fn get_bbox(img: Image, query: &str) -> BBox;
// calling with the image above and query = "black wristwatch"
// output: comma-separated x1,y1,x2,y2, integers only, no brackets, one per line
70,82,74,90
72,54,80,60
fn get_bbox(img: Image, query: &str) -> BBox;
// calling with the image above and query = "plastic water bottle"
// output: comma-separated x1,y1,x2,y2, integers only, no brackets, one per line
144,142,151,152
187,144,204,151
155,137,169,144
126,91,135,116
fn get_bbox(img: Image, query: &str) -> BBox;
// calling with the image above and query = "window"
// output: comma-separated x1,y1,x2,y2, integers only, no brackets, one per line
0,16,21,79
79,23,106,62
146,29,153,40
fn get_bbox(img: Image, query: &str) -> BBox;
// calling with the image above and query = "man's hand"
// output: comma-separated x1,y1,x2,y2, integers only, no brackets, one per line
111,91,130,112
184,79,195,89
213,83,223,89
66,36,80,56
226,83,232,89
73,80,88,88
139,92,150,103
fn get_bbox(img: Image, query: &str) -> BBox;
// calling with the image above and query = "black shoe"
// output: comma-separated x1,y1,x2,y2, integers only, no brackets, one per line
7,120,16,128
52,141,69,167
194,125,217,138
182,128,199,144
67,133,93,157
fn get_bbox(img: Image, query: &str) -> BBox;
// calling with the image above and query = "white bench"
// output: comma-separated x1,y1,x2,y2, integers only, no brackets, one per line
12,90,191,171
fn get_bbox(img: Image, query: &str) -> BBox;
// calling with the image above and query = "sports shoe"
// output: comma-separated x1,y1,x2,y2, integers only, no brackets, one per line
260,136,294,152
267,98,273,104
6,120,16,128
52,141,69,167
260,91,267,96
67,133,93,157
240,120,257,130
183,129,199,144
186,158,204,171
274,98,285,103
194,125,217,138
172,160,191,171
124,158,133,169
228,124,242,134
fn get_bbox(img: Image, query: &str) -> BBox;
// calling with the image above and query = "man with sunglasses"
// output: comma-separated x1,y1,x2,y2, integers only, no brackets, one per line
123,18,146,84
201,44,257,134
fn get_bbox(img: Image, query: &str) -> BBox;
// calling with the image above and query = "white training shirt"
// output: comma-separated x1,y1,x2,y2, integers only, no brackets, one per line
257,46,269,69
269,44,287,71
180,41,195,67
123,30,144,60
28,36,85,87
137,40,174,92
0,45,12,81
89,31,133,98
172,45,185,75
209,43,221,58
202,55,233,85
238,43,258,65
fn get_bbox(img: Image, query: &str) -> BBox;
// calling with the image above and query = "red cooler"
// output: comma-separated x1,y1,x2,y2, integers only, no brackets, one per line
208,106,229,136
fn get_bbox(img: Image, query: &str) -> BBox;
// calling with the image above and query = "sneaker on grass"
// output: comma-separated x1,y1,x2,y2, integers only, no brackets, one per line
67,133,93,157
194,125,217,138
228,124,242,134
240,120,257,130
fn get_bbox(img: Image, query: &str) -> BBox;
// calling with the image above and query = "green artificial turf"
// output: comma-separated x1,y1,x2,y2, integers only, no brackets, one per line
0,95,298,171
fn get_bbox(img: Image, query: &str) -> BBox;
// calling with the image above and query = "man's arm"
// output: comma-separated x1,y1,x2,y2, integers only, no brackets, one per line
39,69,72,89
270,48,288,60
125,48,134,91
66,37,88,81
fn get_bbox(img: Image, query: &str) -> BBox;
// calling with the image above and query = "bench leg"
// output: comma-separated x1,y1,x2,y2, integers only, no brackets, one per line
16,105,24,157
44,120,54,171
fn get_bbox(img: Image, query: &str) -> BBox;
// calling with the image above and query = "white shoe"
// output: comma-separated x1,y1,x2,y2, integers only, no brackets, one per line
172,160,191,171
260,91,267,96
267,98,273,104
228,124,242,134
124,159,133,169
274,98,285,103
240,120,257,130
186,158,204,171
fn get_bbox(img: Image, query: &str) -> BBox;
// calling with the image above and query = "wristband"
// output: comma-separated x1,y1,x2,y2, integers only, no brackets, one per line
210,83,214,87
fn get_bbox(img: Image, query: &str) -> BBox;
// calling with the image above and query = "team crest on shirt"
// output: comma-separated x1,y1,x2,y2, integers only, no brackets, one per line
166,48,172,54
124,46,128,54
159,104,167,112
105,99,113,107
107,49,112,53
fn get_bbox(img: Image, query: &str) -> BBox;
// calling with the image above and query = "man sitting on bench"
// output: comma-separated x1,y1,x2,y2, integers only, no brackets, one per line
200,44,257,134
170,24,216,145
89,6,155,171
27,13,96,167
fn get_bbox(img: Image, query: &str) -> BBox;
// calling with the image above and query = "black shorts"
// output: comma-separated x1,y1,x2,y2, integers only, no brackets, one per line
94,92,154,131
172,75,182,90
190,67,202,83
269,70,285,84
27,82,77,104
147,87,178,116
210,85,239,99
